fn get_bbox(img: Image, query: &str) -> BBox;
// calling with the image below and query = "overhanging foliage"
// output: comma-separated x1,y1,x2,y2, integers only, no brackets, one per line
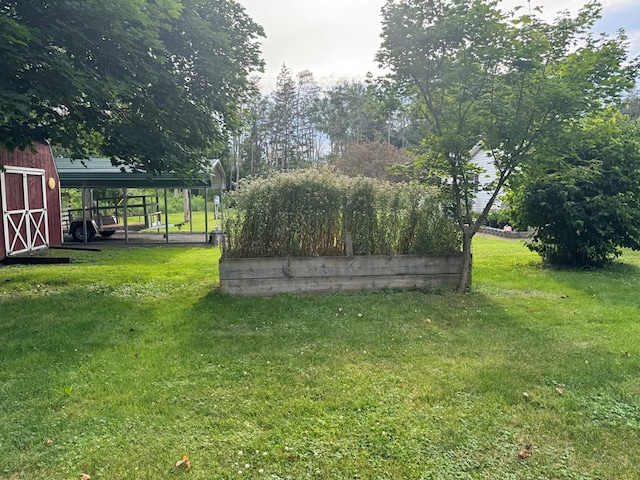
0,0,264,175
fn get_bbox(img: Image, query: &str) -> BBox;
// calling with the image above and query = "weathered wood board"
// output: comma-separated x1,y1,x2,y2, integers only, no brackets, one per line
219,255,468,296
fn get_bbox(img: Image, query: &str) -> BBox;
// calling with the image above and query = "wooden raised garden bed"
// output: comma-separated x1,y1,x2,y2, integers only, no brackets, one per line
219,254,469,296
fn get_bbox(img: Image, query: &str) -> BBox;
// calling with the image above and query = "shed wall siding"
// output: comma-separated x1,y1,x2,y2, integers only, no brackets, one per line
0,143,62,259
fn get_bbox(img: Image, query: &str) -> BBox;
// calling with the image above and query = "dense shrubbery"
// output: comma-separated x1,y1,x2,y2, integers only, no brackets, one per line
511,110,640,267
224,169,461,258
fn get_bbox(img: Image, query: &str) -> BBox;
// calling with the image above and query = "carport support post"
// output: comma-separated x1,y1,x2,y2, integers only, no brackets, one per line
81,188,88,244
219,183,225,254
123,188,129,244
164,188,169,244
219,182,224,224
204,187,209,242
188,189,193,233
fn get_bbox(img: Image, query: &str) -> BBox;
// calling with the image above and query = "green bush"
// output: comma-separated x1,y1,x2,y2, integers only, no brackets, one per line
511,109,640,267
224,169,461,258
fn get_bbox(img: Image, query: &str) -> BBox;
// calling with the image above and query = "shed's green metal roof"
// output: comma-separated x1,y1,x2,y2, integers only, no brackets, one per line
55,157,226,190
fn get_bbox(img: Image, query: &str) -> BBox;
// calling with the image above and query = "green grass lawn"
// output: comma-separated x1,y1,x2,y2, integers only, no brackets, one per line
1,237,639,479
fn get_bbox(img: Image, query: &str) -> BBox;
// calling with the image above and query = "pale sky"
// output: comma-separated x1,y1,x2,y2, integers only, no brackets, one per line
237,0,639,92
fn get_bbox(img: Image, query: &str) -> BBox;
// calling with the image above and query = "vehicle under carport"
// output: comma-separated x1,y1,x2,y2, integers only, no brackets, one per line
54,157,226,244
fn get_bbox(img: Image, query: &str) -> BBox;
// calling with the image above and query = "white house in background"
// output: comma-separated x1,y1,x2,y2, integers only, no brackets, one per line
469,144,502,213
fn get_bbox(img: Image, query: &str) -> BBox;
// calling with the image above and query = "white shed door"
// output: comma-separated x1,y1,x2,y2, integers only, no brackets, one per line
1,167,49,256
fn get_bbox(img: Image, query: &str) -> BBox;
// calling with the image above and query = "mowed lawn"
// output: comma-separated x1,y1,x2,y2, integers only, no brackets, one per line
1,237,639,479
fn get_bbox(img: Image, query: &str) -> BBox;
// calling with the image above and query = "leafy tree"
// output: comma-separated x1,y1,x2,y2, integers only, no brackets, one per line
365,75,425,150
313,77,423,159
228,77,266,185
378,0,638,291
622,88,640,120
225,71,421,180
331,141,413,182
0,0,264,175
231,67,323,179
314,80,385,156
511,109,640,267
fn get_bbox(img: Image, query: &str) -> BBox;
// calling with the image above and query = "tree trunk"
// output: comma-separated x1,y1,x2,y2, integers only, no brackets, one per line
457,229,474,293
183,189,190,223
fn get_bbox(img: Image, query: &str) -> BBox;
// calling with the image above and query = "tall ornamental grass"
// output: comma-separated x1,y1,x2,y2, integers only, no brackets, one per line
224,169,460,258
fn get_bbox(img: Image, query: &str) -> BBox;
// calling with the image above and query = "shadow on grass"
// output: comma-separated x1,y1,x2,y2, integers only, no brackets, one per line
183,289,637,396
0,290,157,459
164,289,640,477
2,270,639,478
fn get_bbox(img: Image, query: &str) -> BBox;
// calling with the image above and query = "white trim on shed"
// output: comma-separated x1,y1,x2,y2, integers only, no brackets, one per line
1,166,50,256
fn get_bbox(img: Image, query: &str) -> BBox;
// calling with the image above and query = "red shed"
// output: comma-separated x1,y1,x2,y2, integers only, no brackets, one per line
0,142,63,259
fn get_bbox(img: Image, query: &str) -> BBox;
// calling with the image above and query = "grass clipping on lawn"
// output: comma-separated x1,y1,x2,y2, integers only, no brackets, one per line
1,239,639,478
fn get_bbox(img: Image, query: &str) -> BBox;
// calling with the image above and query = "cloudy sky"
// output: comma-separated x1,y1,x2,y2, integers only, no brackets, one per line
237,0,639,92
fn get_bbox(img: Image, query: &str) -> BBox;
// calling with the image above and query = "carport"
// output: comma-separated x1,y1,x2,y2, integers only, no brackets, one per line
54,157,226,244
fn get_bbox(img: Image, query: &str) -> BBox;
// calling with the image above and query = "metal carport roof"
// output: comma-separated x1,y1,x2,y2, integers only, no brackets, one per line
54,157,226,190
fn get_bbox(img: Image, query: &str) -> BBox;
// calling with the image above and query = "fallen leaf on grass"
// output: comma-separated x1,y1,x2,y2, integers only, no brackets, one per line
46,439,53,446
518,450,530,460
556,387,564,396
172,455,191,472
